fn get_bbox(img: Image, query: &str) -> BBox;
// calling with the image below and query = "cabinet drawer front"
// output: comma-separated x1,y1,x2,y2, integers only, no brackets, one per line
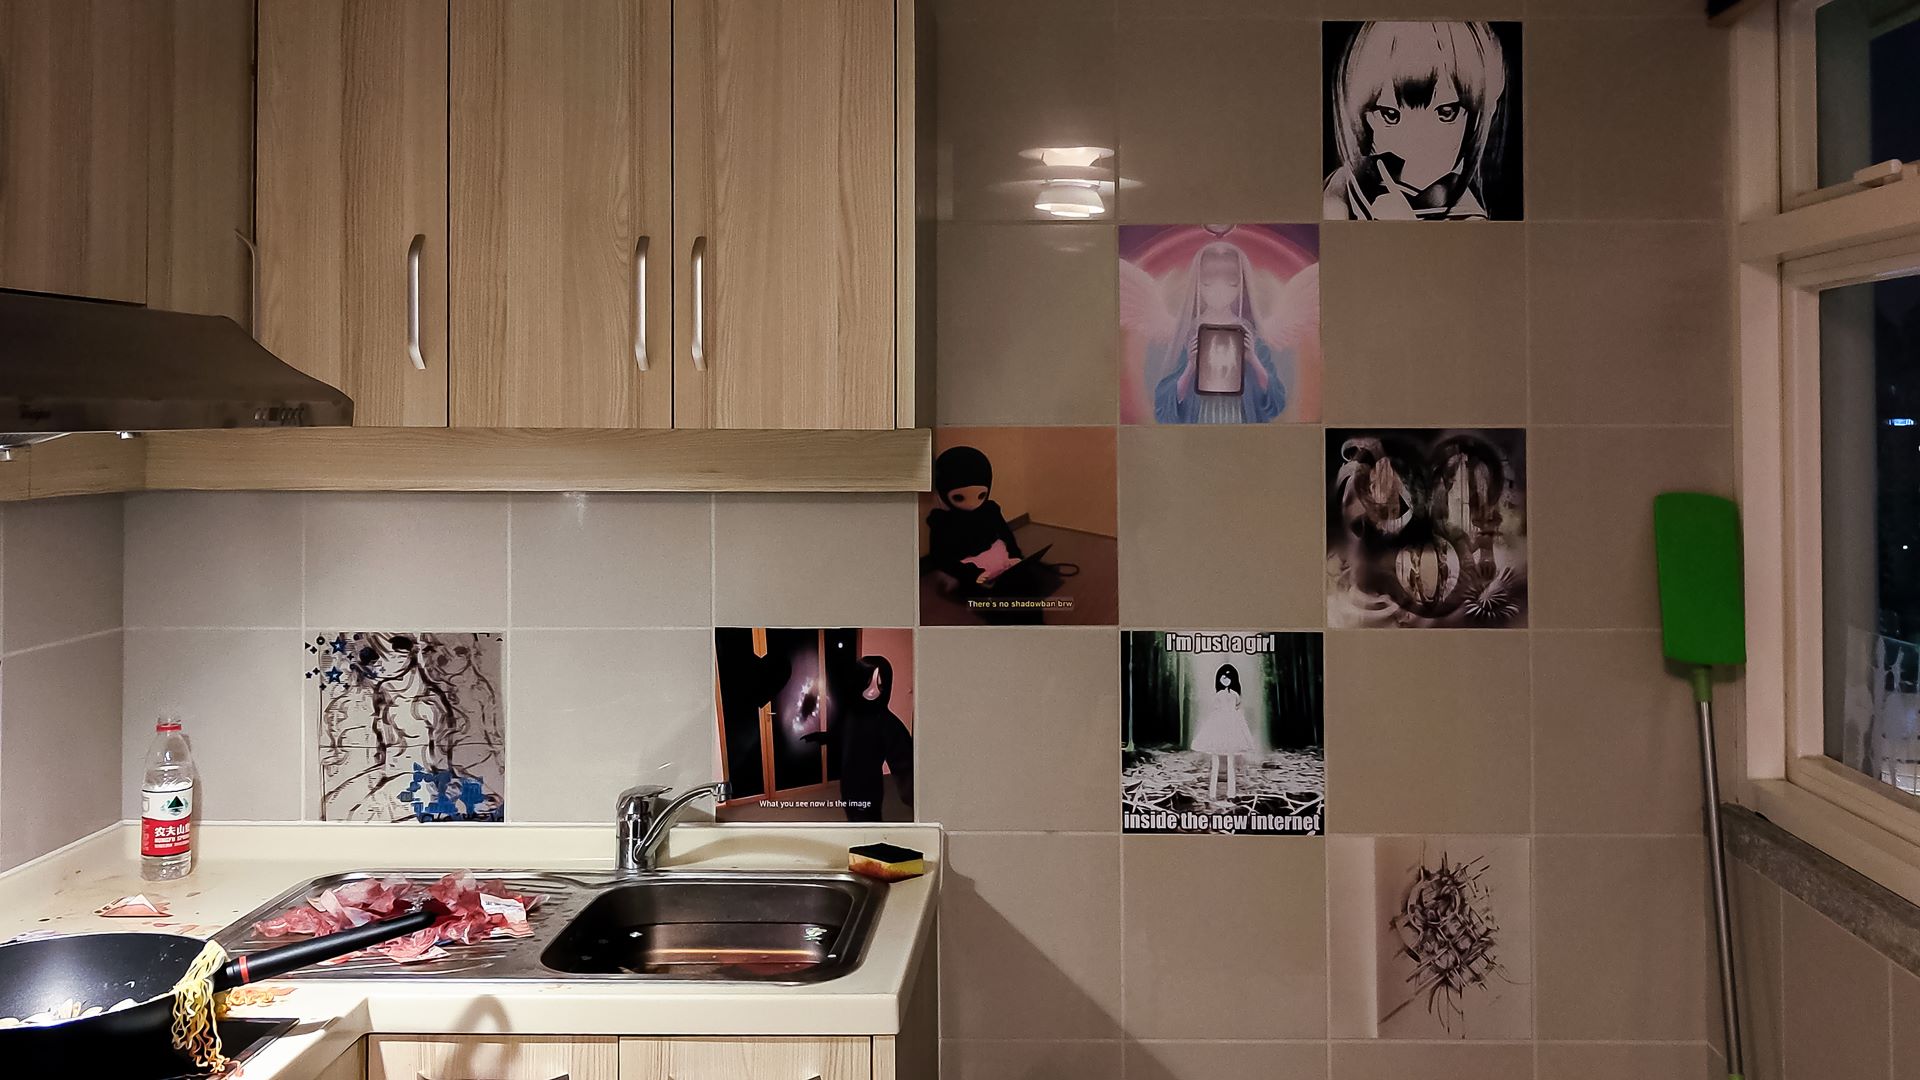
368,1035,619,1080
619,1037,872,1080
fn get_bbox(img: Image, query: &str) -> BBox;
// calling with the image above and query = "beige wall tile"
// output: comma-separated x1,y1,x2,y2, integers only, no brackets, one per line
712,494,917,628
1530,0,1704,14
4,495,122,654
1529,427,1734,630
509,493,712,628
1330,1042,1534,1080
1324,631,1531,834
1118,426,1324,629
1731,862,1786,1080
938,0,1112,20
1535,836,1709,1040
1115,17,1321,223
1533,630,1704,834
917,627,1118,831
1,632,122,869
1530,20,1728,220
941,832,1123,1038
1123,835,1328,1038
1322,0,1524,17
303,493,509,630
1321,222,1528,426
1119,0,1316,17
507,629,718,823
1894,964,1920,1080
1536,1042,1714,1080
1781,895,1890,1080
1127,1041,1329,1080
937,18,1115,222
121,629,305,822
124,492,302,628
1530,224,1732,425
936,223,1119,426
939,1040,1124,1080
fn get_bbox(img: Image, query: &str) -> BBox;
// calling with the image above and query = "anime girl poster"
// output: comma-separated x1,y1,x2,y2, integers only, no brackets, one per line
1121,630,1325,835
713,627,915,823
1326,428,1528,629
1117,223,1320,425
919,426,1119,626
1329,836,1534,1039
1322,22,1524,222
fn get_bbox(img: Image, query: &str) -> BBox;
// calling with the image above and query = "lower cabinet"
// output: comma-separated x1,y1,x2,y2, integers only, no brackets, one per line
361,1036,879,1080
620,1037,872,1080
368,1036,620,1080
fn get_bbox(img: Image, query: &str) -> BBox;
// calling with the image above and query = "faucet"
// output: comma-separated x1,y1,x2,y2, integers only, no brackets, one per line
615,781,728,874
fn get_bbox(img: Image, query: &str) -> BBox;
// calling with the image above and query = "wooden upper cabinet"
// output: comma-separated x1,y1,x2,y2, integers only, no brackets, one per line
0,0,150,303
672,0,899,431
257,0,450,427
449,0,673,428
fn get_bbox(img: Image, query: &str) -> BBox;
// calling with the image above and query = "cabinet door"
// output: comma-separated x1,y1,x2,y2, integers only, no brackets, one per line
620,1038,872,1080
671,0,897,431
0,0,150,303
368,1036,618,1080
450,0,672,428
257,0,449,427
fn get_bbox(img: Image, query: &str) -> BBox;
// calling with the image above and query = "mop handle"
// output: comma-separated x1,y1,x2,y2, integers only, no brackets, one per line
1695,667,1744,1080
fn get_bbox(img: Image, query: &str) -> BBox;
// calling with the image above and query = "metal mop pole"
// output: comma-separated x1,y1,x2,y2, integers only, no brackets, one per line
1695,669,1744,1080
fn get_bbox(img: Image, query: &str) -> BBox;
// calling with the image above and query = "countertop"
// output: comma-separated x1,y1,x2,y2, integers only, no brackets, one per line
0,821,942,1080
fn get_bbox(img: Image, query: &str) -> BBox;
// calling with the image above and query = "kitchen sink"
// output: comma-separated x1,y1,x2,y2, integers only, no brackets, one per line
540,871,884,982
216,868,885,984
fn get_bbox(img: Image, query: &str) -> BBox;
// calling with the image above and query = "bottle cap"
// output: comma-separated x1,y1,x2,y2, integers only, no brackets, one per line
156,715,182,732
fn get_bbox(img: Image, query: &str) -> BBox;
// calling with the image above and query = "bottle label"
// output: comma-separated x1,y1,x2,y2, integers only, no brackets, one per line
141,782,193,858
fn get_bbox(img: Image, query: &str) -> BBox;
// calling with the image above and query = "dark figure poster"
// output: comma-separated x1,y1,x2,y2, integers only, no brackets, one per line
919,427,1119,626
1326,428,1528,629
1122,630,1325,835
713,627,915,822
1323,21,1524,222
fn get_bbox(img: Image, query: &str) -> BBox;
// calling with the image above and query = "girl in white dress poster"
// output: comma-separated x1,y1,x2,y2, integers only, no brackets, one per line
1121,630,1326,835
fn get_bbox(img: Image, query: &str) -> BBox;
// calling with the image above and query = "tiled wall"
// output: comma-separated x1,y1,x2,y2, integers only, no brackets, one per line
930,0,1731,1077
0,496,125,870
1730,863,1920,1080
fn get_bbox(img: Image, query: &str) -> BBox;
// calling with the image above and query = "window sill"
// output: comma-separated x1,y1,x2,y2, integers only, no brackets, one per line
1746,777,1920,909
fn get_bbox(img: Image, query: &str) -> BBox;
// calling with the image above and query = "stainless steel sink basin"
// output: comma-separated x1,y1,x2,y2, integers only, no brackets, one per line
540,871,884,982
215,868,885,984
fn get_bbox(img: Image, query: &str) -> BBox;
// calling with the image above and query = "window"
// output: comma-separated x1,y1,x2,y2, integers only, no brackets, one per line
1819,269,1920,797
1813,0,1920,189
1732,0,1920,905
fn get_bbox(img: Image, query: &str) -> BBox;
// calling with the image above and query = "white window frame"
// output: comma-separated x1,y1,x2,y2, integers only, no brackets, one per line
1735,0,1920,906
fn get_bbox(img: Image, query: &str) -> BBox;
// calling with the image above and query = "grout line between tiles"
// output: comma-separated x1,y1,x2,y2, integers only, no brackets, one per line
0,625,122,661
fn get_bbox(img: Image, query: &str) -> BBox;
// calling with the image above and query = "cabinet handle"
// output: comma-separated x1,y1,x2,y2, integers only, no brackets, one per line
235,230,259,338
690,235,707,371
633,235,651,371
406,233,427,371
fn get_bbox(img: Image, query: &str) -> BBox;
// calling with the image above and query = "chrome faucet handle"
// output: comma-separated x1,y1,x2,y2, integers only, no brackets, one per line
616,783,671,818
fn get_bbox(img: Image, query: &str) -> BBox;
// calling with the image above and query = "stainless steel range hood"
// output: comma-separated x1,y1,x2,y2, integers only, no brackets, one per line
0,290,353,449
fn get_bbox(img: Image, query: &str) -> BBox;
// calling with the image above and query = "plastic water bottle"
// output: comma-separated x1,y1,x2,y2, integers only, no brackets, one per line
140,716,198,881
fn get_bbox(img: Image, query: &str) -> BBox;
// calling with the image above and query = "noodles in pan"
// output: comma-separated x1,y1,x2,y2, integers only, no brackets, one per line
169,939,230,1072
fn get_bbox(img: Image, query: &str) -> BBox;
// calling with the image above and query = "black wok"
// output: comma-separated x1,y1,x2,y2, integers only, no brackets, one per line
0,908,434,1076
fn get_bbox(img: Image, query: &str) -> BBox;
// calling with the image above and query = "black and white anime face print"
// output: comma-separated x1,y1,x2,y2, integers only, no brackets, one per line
1323,22,1524,222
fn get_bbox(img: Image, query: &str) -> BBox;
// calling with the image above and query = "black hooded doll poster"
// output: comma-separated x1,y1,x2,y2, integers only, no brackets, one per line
1122,630,1326,836
918,427,1119,627
713,627,915,822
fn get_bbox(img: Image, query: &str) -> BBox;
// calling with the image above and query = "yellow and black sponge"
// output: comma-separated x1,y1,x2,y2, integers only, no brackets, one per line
848,842,925,882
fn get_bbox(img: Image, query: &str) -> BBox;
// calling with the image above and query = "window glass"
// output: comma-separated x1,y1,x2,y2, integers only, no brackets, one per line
1822,271,1920,794
1816,0,1920,188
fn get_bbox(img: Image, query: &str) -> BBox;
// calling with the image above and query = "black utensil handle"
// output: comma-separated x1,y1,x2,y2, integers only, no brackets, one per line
214,909,437,989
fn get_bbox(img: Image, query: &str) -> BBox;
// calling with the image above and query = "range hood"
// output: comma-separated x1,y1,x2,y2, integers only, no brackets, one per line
0,290,353,449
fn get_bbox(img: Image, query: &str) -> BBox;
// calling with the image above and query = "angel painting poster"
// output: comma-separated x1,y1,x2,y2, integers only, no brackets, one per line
1323,21,1524,222
1122,630,1325,835
1326,428,1527,629
1118,223,1320,425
